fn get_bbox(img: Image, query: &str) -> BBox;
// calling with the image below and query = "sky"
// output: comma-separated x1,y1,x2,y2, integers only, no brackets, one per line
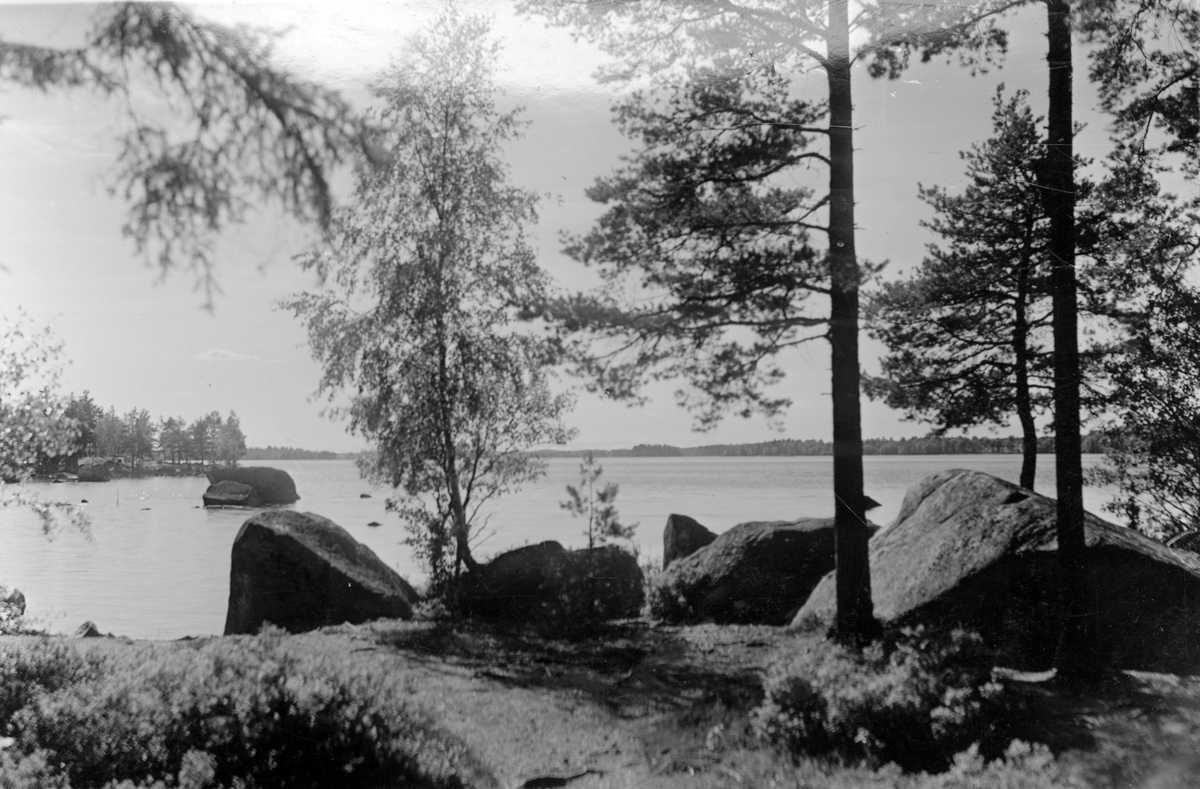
0,0,1171,452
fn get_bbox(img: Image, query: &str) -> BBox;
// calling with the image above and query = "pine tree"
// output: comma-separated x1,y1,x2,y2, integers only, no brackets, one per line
561,453,637,551
866,88,1059,490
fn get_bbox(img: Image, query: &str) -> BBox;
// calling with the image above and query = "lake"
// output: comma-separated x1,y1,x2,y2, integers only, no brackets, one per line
0,454,1118,640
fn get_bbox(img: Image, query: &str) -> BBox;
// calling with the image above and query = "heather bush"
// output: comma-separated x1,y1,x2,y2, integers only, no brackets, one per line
646,571,690,622
754,627,1020,772
3,629,488,788
780,739,1082,789
0,638,107,730
0,750,73,789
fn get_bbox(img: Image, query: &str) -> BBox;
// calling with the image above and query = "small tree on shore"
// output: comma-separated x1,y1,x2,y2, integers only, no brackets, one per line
214,411,247,467
96,407,128,461
285,9,571,595
124,408,156,469
561,452,637,551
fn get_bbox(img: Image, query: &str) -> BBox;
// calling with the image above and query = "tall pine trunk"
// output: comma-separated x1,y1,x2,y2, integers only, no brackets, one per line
828,0,878,647
1045,0,1099,682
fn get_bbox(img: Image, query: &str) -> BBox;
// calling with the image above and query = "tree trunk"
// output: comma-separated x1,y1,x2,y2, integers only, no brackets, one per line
827,0,878,647
1014,230,1038,491
435,317,478,575
1045,0,1100,683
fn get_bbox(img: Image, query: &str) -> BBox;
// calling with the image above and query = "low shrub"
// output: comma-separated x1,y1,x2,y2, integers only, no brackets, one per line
0,638,107,731
639,556,664,619
0,750,72,789
753,627,1021,772
4,629,489,788
646,571,691,623
778,740,1082,789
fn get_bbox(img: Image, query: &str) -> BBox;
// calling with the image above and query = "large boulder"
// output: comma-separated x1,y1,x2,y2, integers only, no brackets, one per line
224,511,417,635
573,545,645,619
462,541,644,621
207,466,299,505
663,514,717,568
0,584,25,625
795,470,1200,671
202,479,262,508
651,517,876,625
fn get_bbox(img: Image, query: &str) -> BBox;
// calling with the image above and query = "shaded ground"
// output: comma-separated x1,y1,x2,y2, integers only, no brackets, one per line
333,619,787,787
328,618,1200,788
1006,668,1200,789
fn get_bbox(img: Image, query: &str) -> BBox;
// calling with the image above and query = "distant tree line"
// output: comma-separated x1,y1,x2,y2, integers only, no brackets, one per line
39,391,247,474
244,446,343,461
532,434,1108,459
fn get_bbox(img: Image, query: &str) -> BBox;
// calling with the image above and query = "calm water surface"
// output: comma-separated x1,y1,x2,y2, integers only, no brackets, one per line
0,455,1115,639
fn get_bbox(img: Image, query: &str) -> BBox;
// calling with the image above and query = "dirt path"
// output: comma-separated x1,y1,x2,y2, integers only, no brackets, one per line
318,620,791,789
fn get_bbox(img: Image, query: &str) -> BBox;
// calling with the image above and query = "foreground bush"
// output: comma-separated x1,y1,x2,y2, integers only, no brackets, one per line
0,638,107,728
754,627,1021,772
1,630,489,788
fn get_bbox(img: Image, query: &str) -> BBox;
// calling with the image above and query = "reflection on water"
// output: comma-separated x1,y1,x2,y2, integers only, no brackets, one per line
0,455,1115,640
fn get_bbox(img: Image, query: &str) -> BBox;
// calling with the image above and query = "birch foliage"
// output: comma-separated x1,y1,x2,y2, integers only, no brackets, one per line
285,11,571,589
0,313,83,531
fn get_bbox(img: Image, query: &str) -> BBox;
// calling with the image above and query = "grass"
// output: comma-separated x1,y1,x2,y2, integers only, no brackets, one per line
3,618,1200,788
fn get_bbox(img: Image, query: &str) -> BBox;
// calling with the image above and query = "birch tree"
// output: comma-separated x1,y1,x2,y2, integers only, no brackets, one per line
285,10,571,593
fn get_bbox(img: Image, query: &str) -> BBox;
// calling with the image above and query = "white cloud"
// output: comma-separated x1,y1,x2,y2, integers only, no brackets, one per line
190,0,619,97
195,348,261,362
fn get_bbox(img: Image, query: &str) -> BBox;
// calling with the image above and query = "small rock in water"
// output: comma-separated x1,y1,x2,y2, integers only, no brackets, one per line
75,621,105,638
360,493,372,499
80,499,88,503
367,521,382,527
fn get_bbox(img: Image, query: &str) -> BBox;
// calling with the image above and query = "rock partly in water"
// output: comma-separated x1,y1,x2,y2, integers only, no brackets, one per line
663,514,717,569
794,469,1200,671
462,541,645,621
224,510,417,635
0,584,25,625
202,479,262,508
652,517,875,625
75,621,105,638
207,466,299,505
